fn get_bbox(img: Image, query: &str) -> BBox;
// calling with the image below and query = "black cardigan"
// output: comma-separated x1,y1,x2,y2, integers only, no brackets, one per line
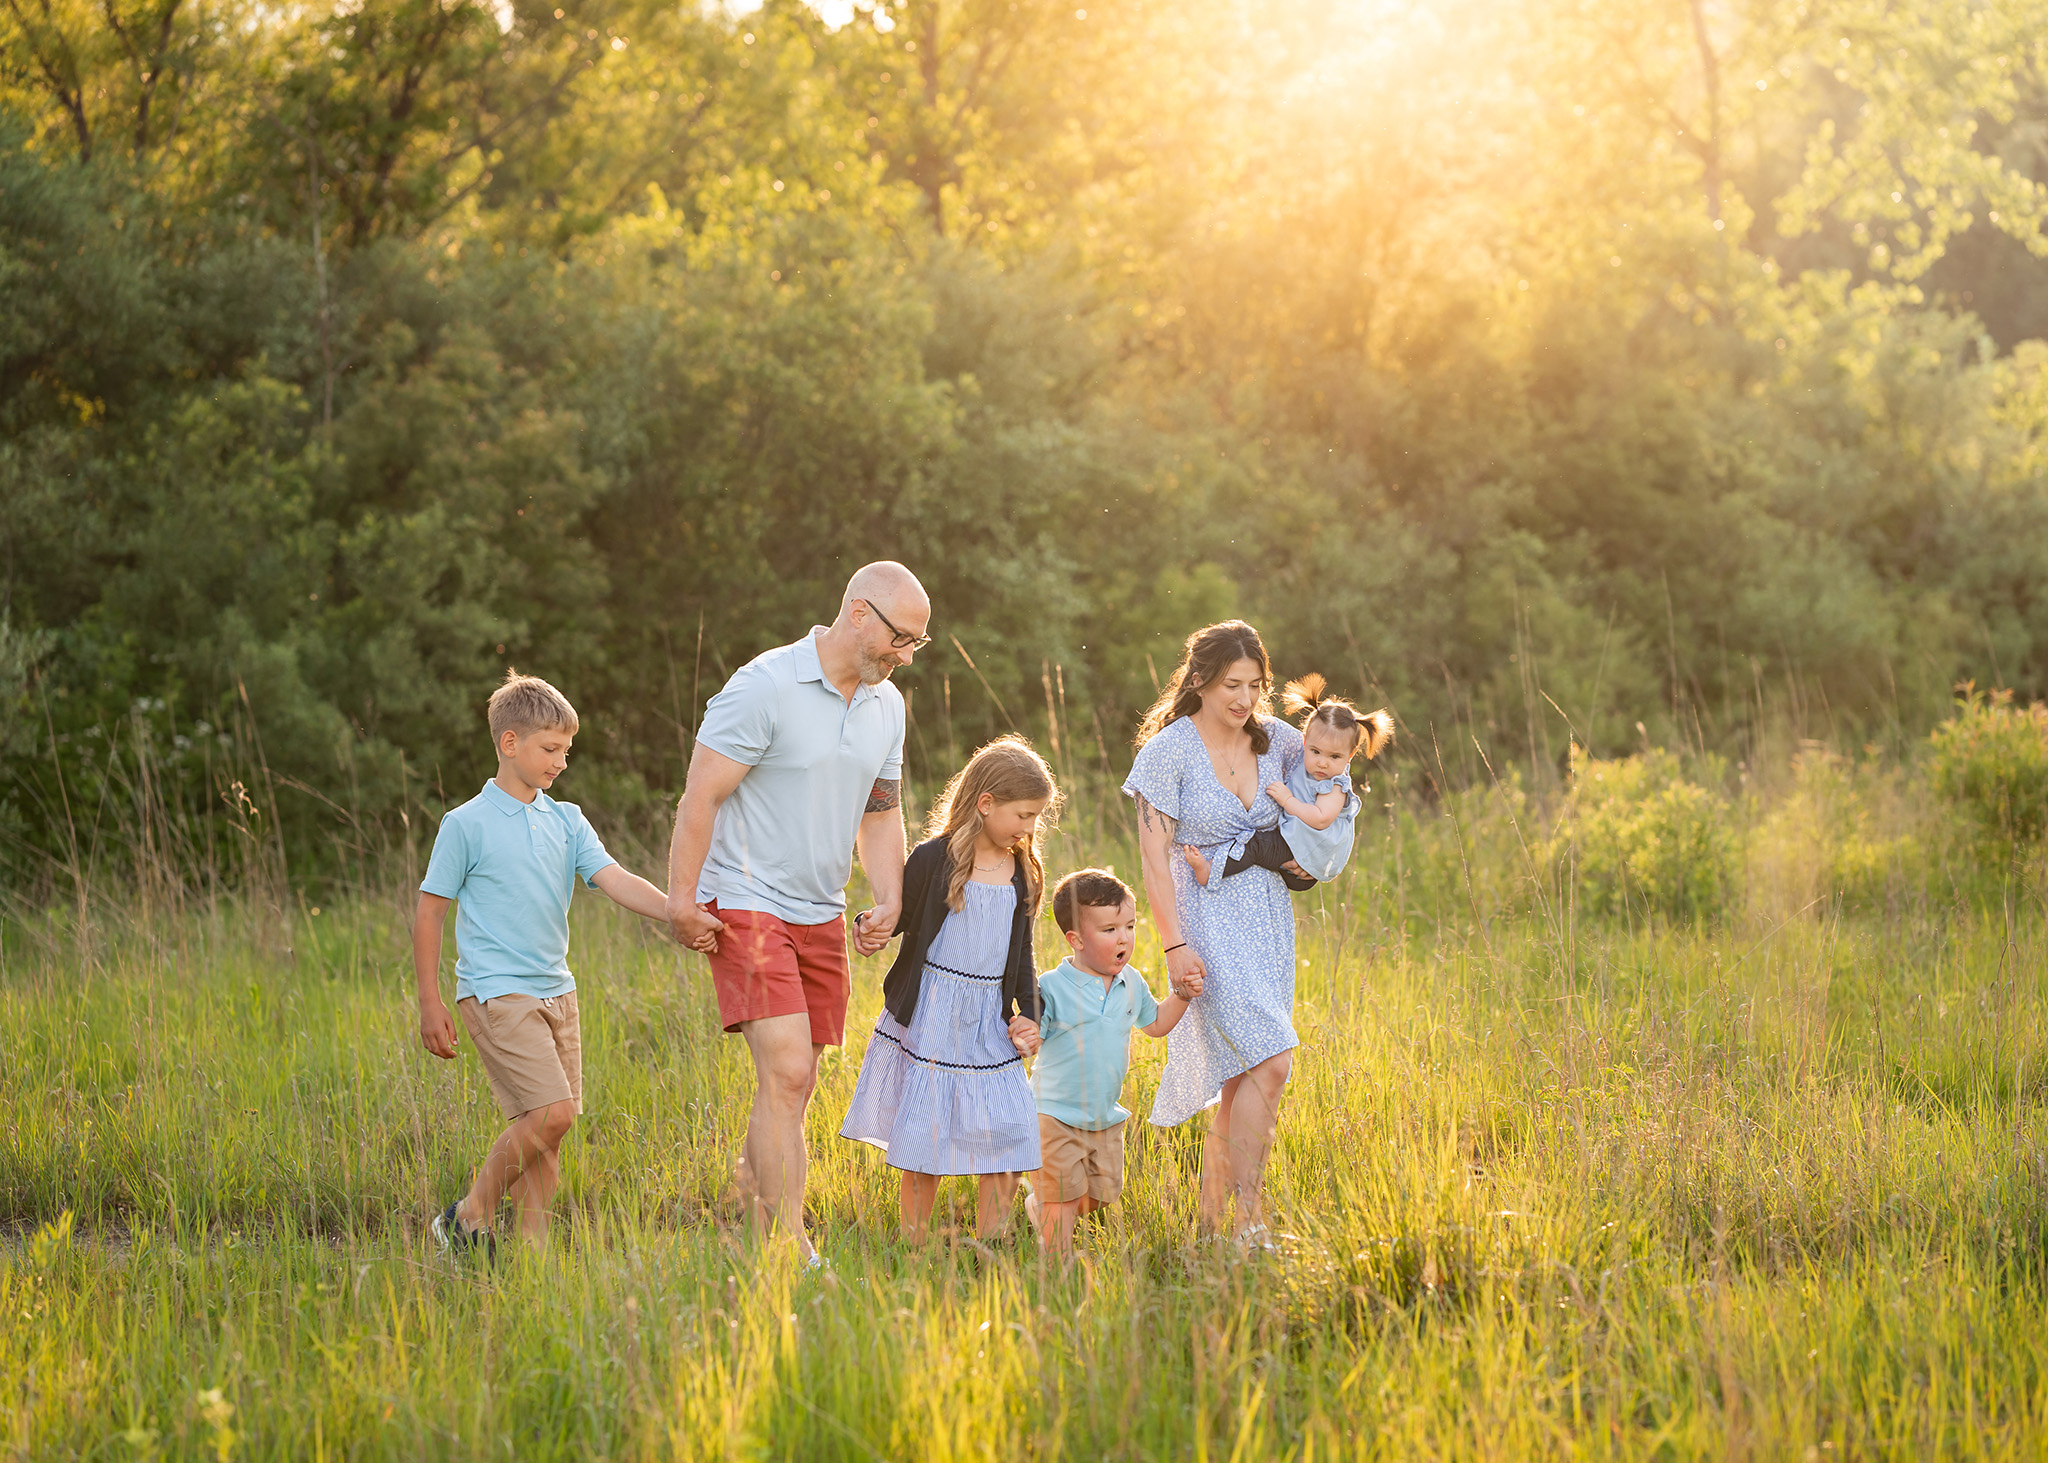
880,837,1039,1027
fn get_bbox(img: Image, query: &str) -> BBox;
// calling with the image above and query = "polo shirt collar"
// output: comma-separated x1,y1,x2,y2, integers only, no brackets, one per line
481,779,543,816
1058,956,1129,989
796,626,878,705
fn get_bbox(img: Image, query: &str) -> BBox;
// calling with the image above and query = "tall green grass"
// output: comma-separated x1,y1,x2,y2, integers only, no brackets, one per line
4,743,2047,1458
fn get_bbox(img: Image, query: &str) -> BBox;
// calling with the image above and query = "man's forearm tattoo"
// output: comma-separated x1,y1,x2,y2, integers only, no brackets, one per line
866,777,902,814
1136,794,1176,839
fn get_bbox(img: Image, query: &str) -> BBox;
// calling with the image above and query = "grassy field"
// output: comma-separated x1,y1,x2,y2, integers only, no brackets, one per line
4,745,2048,1459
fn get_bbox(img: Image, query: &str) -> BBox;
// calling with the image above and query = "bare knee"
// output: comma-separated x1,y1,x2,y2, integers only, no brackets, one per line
757,1055,816,1114
1249,1051,1292,1099
532,1100,576,1149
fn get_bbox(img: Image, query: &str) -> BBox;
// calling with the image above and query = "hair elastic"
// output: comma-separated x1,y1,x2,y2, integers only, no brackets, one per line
1163,942,1187,955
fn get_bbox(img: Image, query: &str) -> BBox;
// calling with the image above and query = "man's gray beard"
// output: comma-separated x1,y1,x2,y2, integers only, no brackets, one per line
857,648,894,685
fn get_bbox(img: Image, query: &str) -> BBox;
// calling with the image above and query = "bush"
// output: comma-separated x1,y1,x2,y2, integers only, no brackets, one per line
1554,748,1736,922
1928,685,2048,857
1749,747,1918,915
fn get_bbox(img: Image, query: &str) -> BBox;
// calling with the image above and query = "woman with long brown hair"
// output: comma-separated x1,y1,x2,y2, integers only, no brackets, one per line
1123,620,1305,1246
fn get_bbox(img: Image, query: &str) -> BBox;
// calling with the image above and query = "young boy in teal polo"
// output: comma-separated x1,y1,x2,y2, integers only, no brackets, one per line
1025,868,1198,1254
414,672,672,1256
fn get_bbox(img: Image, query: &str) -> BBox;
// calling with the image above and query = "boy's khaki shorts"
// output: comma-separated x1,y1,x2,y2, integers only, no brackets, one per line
1032,1114,1125,1205
458,992,583,1120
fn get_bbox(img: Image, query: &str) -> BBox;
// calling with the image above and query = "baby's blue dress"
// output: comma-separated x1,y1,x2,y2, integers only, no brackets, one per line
1122,715,1304,1127
840,880,1041,1175
1278,767,1358,882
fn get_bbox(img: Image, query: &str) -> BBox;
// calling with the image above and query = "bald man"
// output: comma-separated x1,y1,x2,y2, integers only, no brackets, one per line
666,562,931,1265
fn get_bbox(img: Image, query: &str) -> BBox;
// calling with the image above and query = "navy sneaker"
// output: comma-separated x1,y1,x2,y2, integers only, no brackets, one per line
432,1202,496,1264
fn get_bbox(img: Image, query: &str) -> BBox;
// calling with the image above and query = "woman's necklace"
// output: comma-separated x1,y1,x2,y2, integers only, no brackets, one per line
1201,717,1249,779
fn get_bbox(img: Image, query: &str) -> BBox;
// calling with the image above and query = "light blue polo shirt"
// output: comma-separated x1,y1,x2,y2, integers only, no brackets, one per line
420,780,616,1002
1031,958,1160,1131
694,628,906,926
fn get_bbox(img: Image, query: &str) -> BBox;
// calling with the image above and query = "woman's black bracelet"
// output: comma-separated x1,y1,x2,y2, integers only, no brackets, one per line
1163,942,1187,955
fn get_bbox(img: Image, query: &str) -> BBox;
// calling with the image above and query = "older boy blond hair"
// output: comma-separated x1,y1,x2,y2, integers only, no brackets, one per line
414,671,672,1255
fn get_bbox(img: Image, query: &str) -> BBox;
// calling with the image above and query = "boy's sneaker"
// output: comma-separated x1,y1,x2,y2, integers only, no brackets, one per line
432,1202,496,1265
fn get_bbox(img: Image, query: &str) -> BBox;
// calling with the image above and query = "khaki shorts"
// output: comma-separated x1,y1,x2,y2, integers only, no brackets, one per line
1032,1114,1125,1205
458,992,583,1120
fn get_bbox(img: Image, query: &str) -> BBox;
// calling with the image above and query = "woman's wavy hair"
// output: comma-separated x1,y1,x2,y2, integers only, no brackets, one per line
924,735,1063,914
1134,620,1276,755
1281,673,1395,760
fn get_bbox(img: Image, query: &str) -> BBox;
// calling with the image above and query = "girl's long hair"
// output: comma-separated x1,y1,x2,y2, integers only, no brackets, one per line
1281,672,1395,759
924,735,1063,914
1134,620,1275,755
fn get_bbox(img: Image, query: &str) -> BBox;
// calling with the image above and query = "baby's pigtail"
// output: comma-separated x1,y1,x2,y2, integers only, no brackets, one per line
1357,708,1396,760
1281,672,1328,722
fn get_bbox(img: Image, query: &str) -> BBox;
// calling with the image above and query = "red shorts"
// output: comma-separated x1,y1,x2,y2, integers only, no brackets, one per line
703,901,851,1047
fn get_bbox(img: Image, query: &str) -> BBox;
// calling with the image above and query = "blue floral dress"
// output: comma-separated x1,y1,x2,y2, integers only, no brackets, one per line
1123,715,1304,1126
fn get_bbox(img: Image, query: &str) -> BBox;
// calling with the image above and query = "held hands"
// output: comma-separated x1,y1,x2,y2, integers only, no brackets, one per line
1165,943,1206,1001
667,898,725,955
1169,965,1205,1000
1007,1015,1042,1057
851,905,898,957
419,999,459,1060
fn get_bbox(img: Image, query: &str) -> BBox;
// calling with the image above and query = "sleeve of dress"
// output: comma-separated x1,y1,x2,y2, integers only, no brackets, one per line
1120,728,1183,820
1270,716,1306,779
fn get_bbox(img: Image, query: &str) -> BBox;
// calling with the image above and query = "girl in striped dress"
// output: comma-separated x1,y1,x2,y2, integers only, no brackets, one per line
841,736,1060,1240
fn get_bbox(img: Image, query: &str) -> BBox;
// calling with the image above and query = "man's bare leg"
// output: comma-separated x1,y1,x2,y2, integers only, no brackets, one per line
738,1013,824,1258
457,1099,576,1240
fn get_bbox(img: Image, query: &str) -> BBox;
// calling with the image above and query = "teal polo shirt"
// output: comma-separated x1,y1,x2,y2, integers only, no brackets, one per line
420,780,616,1002
1031,958,1160,1131
694,628,906,926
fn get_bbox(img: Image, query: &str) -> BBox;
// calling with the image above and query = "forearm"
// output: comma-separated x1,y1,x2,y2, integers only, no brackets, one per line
413,903,449,1005
596,866,671,922
1142,992,1190,1038
665,789,720,909
1134,826,1183,948
856,809,907,911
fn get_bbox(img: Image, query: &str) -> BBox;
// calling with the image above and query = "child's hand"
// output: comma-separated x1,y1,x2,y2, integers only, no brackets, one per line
1007,1016,1041,1057
1266,781,1290,803
1171,967,1204,999
419,999,459,1060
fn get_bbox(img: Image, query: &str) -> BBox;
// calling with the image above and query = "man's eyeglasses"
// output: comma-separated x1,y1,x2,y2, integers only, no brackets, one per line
862,599,932,651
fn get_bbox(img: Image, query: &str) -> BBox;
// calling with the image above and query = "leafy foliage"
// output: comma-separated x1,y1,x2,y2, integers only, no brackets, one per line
2,0,2048,887
1930,684,2048,856
1557,748,1737,922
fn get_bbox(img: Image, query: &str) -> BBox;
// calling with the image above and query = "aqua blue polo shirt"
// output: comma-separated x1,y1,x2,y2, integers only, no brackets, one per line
420,780,616,1002
1031,958,1160,1131
693,628,906,926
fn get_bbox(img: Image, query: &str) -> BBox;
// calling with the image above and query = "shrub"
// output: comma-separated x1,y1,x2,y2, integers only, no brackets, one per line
1750,747,1918,914
1554,747,1736,922
1928,685,2048,857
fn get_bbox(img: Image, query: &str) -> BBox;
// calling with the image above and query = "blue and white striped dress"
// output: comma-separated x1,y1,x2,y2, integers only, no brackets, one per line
840,880,1041,1175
